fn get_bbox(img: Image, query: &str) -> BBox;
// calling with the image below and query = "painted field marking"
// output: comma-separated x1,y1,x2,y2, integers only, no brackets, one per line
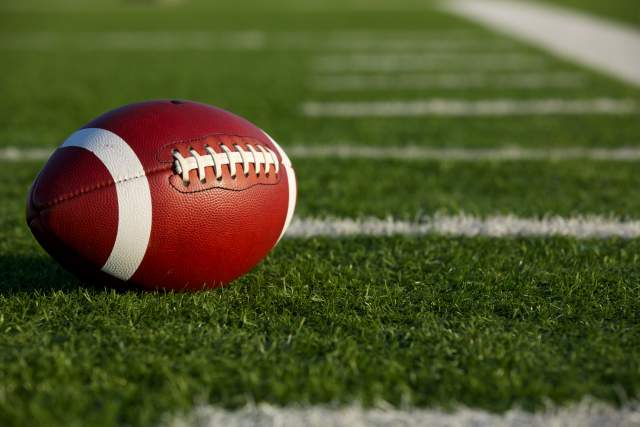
6,145,640,163
285,215,640,239
312,72,588,90
320,38,517,51
313,52,546,72
0,147,53,161
302,98,639,117
163,401,640,427
1,0,184,11
444,0,640,86
287,145,640,161
0,30,510,51
0,31,267,51
277,30,515,50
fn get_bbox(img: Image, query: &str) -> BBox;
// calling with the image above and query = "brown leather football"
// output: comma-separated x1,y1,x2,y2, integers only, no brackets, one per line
26,100,296,291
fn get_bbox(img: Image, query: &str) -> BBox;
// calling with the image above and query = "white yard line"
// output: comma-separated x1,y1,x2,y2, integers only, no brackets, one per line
0,31,268,51
278,30,516,51
285,215,640,239
164,401,640,427
444,0,640,87
287,145,640,161
312,72,588,90
320,38,516,51
0,147,53,161
6,145,640,162
313,53,546,72
0,30,507,52
302,98,639,117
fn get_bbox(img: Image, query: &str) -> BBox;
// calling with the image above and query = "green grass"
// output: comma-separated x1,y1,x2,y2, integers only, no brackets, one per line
1,6,639,149
2,237,639,427
1,48,638,149
1,0,640,426
294,159,640,218
7,158,640,220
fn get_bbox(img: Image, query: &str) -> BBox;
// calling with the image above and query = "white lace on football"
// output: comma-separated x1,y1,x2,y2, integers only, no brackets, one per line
173,144,280,185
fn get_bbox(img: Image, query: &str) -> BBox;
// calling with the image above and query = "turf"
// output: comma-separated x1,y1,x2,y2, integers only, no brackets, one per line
1,237,639,427
1,0,640,426
7,158,640,219
1,10,638,149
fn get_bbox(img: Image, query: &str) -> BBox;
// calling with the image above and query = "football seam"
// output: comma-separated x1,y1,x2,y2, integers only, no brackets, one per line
156,132,271,160
168,174,281,194
34,165,170,209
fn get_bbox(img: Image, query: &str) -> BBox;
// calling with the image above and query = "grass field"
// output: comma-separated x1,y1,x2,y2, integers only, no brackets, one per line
1,1,639,426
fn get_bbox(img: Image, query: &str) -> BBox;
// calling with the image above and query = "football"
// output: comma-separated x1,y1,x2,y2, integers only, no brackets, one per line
26,100,297,291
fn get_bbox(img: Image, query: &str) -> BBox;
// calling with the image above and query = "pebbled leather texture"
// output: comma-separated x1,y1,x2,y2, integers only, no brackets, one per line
27,100,294,291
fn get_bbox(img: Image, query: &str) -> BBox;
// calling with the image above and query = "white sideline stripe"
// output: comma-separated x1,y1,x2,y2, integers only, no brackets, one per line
312,72,588,90
444,0,640,87
302,98,639,117
163,402,640,427
287,145,640,161
314,53,546,72
61,128,152,281
7,145,640,162
285,215,640,239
